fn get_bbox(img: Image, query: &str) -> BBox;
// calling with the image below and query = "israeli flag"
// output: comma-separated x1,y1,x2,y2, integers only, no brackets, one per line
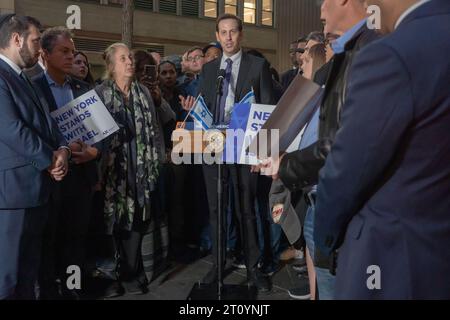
239,88,256,104
190,95,213,131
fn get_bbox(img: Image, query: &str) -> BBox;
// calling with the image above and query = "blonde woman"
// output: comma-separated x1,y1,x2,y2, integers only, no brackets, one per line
95,43,165,297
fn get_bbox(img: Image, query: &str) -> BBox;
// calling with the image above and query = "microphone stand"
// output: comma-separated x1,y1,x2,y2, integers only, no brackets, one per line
215,74,224,300
188,69,256,300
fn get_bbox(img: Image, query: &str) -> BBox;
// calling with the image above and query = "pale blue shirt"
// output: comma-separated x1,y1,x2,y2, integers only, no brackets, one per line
45,72,74,108
332,19,367,54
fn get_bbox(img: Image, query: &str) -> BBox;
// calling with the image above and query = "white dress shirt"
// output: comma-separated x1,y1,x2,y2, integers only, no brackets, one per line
395,0,432,29
220,49,242,123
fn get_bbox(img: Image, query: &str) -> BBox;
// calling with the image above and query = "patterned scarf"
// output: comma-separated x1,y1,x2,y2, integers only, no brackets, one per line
103,80,160,233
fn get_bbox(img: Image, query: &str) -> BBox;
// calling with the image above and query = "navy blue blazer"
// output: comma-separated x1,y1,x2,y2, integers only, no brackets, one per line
33,74,99,188
314,0,450,299
0,59,66,209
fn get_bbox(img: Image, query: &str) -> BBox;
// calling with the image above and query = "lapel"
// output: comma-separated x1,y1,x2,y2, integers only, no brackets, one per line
36,74,58,112
0,60,53,134
206,58,221,114
235,52,252,102
321,53,344,103
68,77,88,98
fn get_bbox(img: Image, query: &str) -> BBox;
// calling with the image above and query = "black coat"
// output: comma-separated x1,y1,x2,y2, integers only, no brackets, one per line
197,51,275,119
279,25,379,193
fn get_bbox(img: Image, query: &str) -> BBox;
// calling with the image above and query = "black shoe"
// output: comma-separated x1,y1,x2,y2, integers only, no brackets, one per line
38,281,62,300
198,247,211,258
288,282,311,300
123,279,149,295
201,267,218,285
248,268,272,293
231,256,246,269
60,288,81,300
102,281,125,299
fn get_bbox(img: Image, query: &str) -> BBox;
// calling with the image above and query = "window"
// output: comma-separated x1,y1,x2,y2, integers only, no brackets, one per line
204,0,218,18
159,0,177,15
261,0,273,26
182,0,199,16
135,0,153,11
225,0,237,15
243,0,256,24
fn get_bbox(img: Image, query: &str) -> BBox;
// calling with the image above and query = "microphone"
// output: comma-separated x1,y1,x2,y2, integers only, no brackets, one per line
216,69,226,95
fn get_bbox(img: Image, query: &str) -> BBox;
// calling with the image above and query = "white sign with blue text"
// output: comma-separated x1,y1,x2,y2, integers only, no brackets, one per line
229,103,276,165
50,90,119,145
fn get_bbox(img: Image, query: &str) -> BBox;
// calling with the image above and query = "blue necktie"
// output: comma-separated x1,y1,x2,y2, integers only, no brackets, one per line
217,58,233,124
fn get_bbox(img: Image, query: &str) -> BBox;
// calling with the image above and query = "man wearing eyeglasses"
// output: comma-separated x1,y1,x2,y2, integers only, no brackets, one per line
180,46,205,97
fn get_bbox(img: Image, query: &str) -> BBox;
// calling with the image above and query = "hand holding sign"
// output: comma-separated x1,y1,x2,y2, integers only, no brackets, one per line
71,140,99,164
259,152,286,180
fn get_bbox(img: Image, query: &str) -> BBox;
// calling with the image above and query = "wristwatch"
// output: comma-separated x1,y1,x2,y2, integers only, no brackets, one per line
58,146,72,160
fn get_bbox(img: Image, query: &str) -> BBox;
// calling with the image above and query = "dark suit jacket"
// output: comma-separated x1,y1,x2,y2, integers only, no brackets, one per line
315,0,450,299
279,25,378,193
280,68,298,92
198,51,275,119
33,74,98,189
0,59,66,209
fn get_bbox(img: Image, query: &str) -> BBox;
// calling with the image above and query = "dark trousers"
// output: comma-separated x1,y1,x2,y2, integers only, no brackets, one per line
114,207,151,284
167,163,189,252
0,205,48,300
203,164,260,273
39,176,93,293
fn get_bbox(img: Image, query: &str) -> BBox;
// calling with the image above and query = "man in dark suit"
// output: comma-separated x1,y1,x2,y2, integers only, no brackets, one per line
0,15,69,300
260,0,378,299
181,13,275,292
314,0,450,299
280,39,303,92
32,27,99,300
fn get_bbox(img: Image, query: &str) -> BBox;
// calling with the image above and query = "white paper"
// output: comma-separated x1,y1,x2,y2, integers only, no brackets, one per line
51,90,119,145
238,104,277,165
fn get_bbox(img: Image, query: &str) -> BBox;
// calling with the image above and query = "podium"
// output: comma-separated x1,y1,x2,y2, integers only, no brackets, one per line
172,123,257,300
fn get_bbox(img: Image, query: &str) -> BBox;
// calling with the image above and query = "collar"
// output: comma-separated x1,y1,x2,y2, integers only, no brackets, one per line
222,49,243,63
45,71,70,87
0,53,22,75
395,0,432,29
332,19,367,54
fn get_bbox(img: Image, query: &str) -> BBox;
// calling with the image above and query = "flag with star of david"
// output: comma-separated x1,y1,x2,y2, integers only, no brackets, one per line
190,95,213,131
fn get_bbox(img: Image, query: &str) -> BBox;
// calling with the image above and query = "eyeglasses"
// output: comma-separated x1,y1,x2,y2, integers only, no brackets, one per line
187,55,204,62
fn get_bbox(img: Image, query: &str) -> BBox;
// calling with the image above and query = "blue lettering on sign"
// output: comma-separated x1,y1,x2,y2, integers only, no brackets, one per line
81,130,99,142
251,123,262,132
253,111,263,121
252,111,271,121
54,108,75,124
74,96,97,112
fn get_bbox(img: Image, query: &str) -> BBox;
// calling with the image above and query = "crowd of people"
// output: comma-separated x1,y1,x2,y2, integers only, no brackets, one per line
0,0,449,301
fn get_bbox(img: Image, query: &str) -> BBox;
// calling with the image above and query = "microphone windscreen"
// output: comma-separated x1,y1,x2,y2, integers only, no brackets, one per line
217,69,226,78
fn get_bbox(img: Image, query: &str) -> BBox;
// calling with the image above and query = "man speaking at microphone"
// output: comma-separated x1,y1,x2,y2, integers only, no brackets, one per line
181,13,274,292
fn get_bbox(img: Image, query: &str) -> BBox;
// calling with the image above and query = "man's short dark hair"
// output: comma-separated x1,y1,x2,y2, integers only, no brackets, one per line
216,13,243,32
40,26,73,53
297,36,308,44
0,15,42,49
